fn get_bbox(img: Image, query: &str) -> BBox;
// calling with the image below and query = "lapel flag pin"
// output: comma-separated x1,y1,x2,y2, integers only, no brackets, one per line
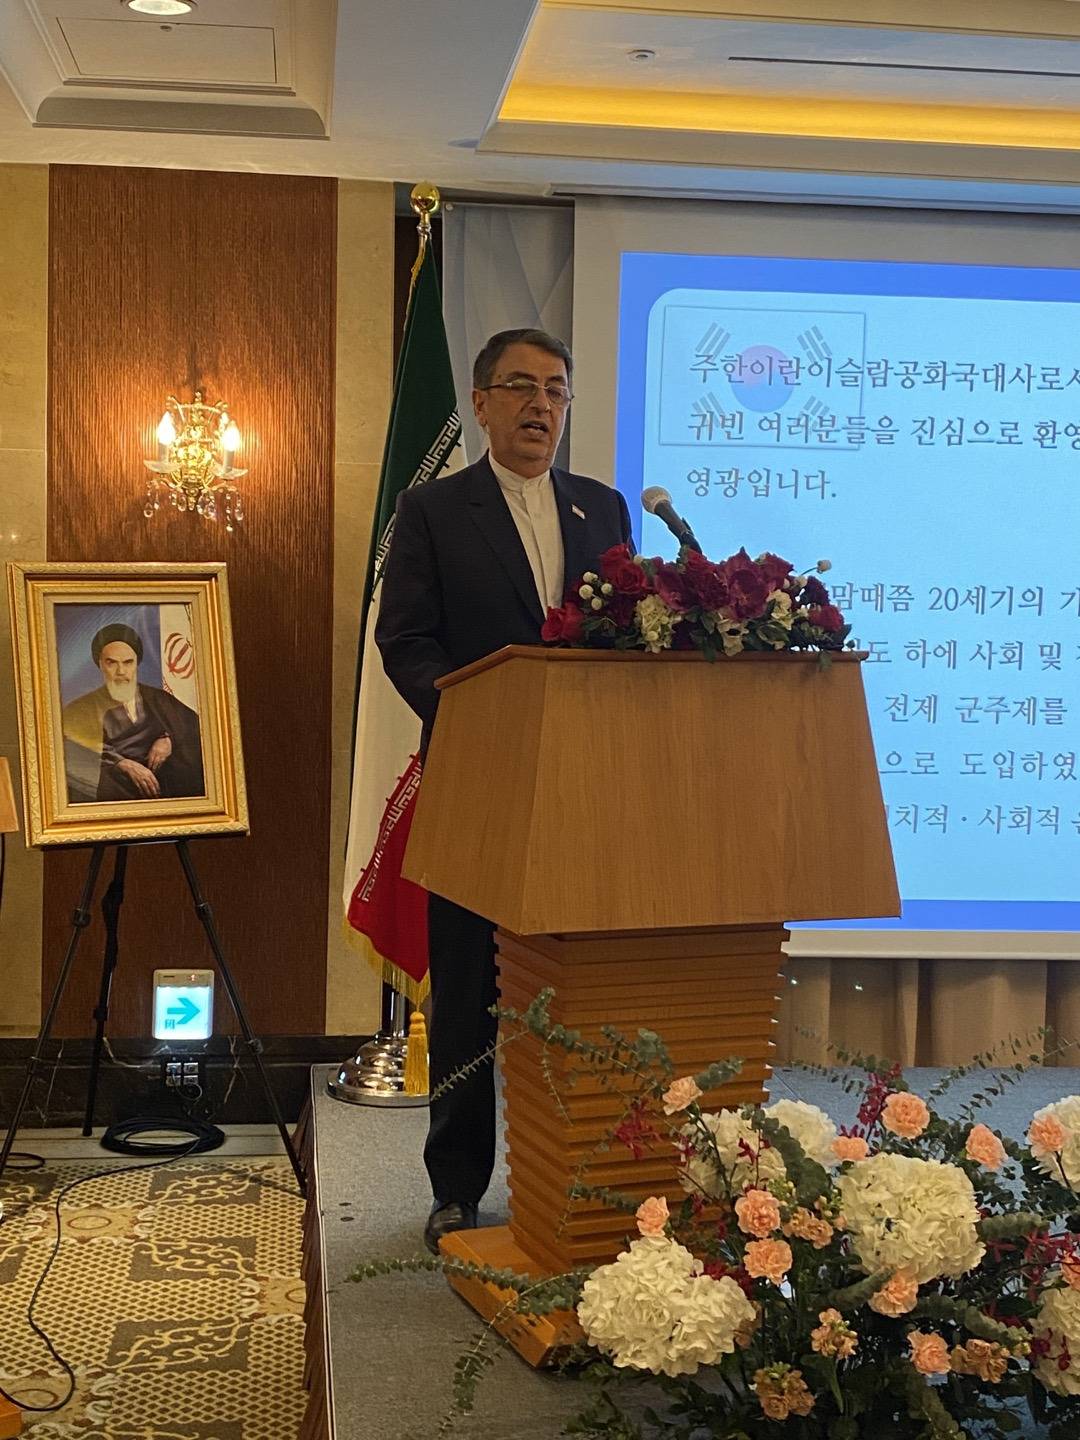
572,504,585,519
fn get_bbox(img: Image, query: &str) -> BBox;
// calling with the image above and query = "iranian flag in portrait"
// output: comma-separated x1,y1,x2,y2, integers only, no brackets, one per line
342,240,464,1005
158,603,199,713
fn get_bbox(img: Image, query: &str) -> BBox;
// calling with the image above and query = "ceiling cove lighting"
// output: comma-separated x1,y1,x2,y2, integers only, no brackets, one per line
125,0,197,15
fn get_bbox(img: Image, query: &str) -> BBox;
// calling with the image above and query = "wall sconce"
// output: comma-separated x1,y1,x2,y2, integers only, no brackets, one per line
143,391,247,531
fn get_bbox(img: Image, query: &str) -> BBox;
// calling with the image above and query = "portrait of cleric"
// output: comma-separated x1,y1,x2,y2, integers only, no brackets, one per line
59,608,205,806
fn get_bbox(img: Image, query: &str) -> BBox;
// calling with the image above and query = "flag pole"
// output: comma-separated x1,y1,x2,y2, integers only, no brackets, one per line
329,182,448,1108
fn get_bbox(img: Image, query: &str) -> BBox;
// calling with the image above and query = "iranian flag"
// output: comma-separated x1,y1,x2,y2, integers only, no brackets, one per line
342,240,464,1004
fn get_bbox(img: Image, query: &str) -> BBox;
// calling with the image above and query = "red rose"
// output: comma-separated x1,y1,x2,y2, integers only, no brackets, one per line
807,603,845,633
655,562,693,613
598,544,651,597
680,550,730,610
755,551,794,590
800,575,830,607
541,602,585,644
604,591,637,628
715,551,770,620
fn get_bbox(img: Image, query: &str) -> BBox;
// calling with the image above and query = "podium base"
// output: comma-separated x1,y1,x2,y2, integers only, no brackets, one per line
0,1395,21,1437
438,1225,583,1369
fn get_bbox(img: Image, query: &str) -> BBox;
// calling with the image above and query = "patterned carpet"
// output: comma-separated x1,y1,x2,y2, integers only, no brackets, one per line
0,1156,307,1439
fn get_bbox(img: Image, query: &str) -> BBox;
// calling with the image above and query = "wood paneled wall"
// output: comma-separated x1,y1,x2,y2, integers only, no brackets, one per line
44,166,336,1036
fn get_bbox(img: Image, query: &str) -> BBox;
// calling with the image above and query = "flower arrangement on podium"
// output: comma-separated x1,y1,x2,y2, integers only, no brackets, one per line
541,544,850,657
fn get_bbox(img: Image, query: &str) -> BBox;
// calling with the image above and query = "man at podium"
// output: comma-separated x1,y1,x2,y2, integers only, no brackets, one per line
376,328,633,1254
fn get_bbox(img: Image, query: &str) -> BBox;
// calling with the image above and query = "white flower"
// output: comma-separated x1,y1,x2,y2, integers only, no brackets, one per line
591,597,603,611
837,1152,984,1284
601,583,613,595
579,584,594,599
577,1235,755,1377
1030,1096,1080,1188
767,590,794,630
816,559,832,573
718,619,747,656
583,571,598,584
763,1099,838,1167
679,1109,785,1199
1033,1279,1080,1394
634,594,679,653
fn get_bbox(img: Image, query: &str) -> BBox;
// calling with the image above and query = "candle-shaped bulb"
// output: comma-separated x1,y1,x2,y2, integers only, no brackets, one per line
223,420,241,454
156,411,177,447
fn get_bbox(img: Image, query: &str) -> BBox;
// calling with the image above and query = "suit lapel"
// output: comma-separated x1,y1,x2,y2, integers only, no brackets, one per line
554,470,604,592
467,457,545,623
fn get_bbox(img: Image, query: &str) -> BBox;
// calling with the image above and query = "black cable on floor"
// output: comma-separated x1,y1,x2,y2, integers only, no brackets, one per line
0,1140,204,1413
100,1115,225,1155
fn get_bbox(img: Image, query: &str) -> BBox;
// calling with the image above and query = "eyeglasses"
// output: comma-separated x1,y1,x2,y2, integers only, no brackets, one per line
480,379,574,408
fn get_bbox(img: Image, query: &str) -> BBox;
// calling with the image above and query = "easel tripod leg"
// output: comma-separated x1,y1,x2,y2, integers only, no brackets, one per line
0,844,106,1177
83,844,129,1136
174,840,307,1196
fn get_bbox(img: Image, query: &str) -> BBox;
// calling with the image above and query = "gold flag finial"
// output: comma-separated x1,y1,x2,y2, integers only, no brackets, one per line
410,182,440,239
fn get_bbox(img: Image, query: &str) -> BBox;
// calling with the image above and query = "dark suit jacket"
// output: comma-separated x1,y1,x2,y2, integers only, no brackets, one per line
376,454,633,741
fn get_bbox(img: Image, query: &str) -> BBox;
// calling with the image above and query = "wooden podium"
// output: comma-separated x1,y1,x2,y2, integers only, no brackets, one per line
403,647,899,1362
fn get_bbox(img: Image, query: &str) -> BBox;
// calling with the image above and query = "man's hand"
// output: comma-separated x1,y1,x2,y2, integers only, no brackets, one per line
116,758,161,798
147,735,172,772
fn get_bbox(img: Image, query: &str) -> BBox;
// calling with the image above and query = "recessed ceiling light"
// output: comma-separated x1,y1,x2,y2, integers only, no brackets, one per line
125,0,196,15
628,48,656,62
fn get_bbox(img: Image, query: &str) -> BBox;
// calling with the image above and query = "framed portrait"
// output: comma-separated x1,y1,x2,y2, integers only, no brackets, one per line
7,562,248,848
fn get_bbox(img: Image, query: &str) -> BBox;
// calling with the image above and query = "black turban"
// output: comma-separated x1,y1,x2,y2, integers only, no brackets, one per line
91,624,144,665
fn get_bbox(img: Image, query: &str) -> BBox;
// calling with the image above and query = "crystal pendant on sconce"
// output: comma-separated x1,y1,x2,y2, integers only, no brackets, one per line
143,390,248,528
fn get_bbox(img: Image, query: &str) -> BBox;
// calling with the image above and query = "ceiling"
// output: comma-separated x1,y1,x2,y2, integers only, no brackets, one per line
1,0,1080,210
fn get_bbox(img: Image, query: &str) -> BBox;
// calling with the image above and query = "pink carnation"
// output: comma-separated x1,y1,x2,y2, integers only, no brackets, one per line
909,1329,951,1376
1029,1113,1069,1156
635,1195,669,1237
881,1092,930,1139
735,1188,782,1238
661,1076,702,1115
965,1123,1007,1171
744,1238,792,1285
832,1135,870,1162
868,1267,918,1317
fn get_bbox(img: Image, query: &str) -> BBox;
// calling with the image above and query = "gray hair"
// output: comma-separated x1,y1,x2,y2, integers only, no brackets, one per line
472,329,573,390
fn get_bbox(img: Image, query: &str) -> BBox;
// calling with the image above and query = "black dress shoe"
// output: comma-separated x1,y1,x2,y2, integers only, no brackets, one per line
424,1200,479,1255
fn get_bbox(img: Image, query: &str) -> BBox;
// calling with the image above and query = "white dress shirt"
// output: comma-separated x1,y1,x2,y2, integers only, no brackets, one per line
488,452,565,612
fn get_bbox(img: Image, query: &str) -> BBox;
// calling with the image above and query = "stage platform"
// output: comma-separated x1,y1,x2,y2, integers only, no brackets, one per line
298,1061,1079,1440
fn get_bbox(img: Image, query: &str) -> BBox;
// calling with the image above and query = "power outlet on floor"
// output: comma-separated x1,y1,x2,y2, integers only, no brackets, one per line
161,1056,203,1092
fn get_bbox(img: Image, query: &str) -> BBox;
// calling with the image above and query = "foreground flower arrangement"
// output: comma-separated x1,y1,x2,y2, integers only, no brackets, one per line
550,1011,1080,1440
349,999,1080,1439
540,544,850,657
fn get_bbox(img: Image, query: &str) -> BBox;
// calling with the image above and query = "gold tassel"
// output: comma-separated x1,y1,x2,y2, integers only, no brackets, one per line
404,1010,429,1097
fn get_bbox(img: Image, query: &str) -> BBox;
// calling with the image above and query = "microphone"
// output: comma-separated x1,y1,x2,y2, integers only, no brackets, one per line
641,487,702,554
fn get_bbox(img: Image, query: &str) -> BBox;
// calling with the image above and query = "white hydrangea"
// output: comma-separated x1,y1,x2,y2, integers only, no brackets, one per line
634,594,679,653
577,1235,755,1377
763,1099,838,1167
1033,1279,1080,1395
679,1108,786,1200
1030,1096,1080,1189
837,1152,984,1284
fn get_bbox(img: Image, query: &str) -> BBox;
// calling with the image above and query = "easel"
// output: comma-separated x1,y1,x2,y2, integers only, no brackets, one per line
0,836,307,1196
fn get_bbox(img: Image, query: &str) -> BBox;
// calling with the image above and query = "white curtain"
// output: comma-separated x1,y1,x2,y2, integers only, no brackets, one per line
443,203,574,467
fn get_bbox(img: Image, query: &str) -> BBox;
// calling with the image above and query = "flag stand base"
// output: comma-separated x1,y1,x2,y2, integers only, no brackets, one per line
327,1032,428,1108
328,985,428,1106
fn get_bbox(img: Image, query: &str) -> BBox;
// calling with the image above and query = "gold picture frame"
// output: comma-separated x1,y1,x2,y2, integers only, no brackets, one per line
7,562,248,848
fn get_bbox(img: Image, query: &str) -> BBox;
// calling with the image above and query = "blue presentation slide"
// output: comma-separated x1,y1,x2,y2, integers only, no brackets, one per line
616,252,1080,931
